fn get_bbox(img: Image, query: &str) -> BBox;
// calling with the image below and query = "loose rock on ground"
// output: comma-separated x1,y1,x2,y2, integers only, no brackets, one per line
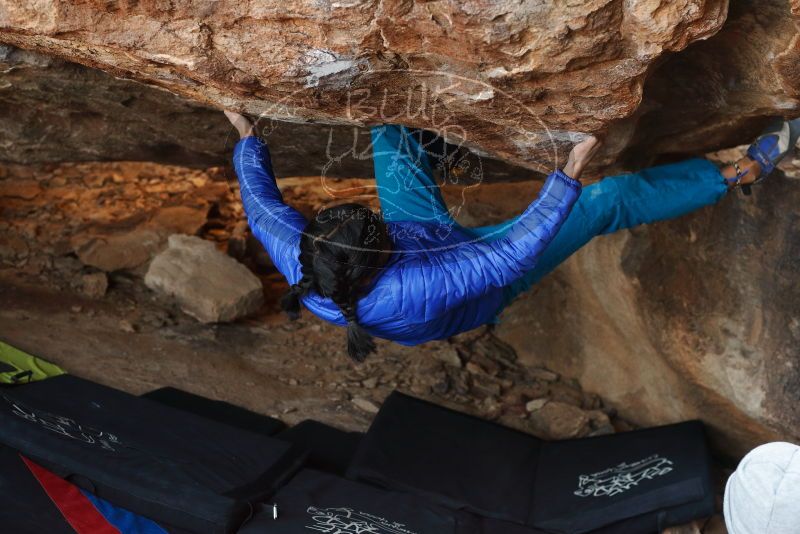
145,235,264,323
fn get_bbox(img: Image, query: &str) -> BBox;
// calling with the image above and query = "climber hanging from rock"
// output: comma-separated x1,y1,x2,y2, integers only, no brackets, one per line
226,110,800,362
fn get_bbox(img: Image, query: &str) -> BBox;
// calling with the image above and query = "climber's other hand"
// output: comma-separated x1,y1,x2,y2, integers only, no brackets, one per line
564,135,600,180
224,110,254,139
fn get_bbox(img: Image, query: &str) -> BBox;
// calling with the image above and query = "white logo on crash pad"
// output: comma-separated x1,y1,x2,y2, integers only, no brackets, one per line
574,454,674,497
306,506,419,534
4,395,122,452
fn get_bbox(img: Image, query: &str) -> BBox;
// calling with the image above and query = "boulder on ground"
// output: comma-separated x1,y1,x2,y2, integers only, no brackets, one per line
73,229,163,272
71,205,209,273
80,272,108,299
145,235,263,323
528,400,591,440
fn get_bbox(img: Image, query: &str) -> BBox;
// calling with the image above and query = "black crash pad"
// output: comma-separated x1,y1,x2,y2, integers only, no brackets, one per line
141,386,286,437
347,392,714,533
0,445,75,534
277,420,363,476
239,469,549,534
347,392,543,523
0,375,306,534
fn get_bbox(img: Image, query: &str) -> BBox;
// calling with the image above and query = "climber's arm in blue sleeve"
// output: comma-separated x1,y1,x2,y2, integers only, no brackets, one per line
431,169,582,301
233,135,307,285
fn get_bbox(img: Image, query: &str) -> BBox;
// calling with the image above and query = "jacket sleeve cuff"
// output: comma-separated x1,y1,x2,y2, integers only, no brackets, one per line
551,168,582,190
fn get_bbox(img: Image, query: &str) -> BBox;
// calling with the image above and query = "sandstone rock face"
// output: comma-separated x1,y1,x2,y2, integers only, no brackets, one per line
145,235,264,323
623,0,800,164
495,156,800,458
0,45,227,167
0,45,526,182
0,0,797,171
0,44,360,173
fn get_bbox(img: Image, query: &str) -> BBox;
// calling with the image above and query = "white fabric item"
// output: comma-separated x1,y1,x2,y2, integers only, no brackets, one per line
793,117,800,149
724,442,800,534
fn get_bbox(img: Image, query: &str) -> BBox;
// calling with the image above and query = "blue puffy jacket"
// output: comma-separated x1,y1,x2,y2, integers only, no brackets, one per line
234,136,581,345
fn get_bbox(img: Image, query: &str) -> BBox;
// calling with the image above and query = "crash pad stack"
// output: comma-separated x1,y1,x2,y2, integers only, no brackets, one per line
0,375,306,533
345,392,715,533
0,341,716,534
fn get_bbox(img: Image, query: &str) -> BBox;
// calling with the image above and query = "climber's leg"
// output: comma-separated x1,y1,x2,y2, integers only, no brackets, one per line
371,125,455,226
484,158,730,307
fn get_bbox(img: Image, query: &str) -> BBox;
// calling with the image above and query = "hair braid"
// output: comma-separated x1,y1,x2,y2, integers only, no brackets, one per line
281,203,389,363
280,276,313,320
329,265,376,362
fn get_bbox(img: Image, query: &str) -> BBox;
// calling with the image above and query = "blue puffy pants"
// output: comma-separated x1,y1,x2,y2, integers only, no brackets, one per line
371,125,729,311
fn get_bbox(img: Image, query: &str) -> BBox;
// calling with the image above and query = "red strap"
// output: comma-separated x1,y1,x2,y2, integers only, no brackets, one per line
21,455,120,534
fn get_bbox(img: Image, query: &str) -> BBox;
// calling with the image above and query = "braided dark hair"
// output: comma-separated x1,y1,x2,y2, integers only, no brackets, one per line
280,203,391,362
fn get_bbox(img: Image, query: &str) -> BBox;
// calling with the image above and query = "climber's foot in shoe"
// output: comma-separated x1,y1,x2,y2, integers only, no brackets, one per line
746,118,800,179
722,117,800,195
